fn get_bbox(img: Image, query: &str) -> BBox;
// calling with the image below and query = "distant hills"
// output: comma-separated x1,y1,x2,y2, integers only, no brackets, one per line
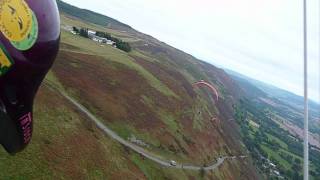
226,69,319,107
227,69,320,135
57,0,132,30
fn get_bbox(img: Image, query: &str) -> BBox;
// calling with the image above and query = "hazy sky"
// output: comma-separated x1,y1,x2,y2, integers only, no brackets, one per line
63,0,320,102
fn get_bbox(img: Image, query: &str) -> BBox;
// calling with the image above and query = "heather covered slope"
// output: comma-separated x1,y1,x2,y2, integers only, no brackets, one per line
56,9,259,180
52,29,255,178
0,84,199,179
0,1,261,179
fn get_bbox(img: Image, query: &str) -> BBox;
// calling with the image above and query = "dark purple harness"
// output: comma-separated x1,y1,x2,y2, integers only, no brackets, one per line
0,0,60,154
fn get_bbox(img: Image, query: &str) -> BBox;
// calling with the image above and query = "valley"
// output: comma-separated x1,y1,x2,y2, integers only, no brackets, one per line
0,1,318,180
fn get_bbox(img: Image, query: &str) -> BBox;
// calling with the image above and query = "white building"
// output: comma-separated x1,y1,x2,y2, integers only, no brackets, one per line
70,31,77,35
106,40,115,45
86,30,117,46
273,170,280,176
269,162,276,168
92,37,102,43
88,30,96,35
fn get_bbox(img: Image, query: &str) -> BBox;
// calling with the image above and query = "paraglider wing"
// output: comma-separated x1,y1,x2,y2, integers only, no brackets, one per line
193,81,219,102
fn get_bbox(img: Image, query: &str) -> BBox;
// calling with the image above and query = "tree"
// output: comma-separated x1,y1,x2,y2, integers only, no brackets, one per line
95,31,105,37
199,167,205,178
72,26,79,33
285,169,293,178
79,28,89,38
116,41,131,52
294,158,301,164
269,140,280,151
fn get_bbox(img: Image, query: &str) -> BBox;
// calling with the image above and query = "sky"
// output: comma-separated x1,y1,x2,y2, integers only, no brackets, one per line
63,0,320,102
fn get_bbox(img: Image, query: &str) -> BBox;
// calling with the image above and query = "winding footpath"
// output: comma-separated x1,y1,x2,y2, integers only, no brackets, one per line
44,81,247,171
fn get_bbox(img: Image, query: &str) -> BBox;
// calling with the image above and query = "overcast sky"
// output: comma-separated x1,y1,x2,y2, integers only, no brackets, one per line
63,0,319,102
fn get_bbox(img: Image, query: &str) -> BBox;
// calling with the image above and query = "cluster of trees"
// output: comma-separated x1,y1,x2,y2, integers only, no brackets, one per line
310,148,320,177
95,31,131,52
72,27,131,52
72,27,89,38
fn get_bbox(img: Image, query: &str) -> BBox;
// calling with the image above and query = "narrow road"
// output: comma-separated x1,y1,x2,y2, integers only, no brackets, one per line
44,81,247,171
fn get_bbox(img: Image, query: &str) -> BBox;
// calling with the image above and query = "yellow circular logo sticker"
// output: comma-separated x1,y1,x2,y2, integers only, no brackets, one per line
0,0,33,42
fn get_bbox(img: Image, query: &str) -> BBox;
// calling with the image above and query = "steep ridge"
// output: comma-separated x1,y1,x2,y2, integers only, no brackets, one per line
0,1,261,179
57,0,131,30
56,2,259,177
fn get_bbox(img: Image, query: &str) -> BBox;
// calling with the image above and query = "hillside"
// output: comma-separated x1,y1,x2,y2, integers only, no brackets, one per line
57,0,131,30
0,1,261,179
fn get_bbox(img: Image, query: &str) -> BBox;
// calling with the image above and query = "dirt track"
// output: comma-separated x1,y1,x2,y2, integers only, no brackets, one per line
44,81,247,171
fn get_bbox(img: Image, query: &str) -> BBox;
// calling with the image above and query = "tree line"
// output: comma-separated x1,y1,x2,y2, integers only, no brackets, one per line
72,27,131,52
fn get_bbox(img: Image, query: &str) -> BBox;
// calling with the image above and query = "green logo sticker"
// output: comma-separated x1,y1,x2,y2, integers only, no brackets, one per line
11,11,38,51
0,44,14,76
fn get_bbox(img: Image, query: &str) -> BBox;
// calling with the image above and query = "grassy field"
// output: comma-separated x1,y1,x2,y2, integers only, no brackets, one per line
61,31,178,98
60,14,139,43
260,145,291,168
266,133,288,149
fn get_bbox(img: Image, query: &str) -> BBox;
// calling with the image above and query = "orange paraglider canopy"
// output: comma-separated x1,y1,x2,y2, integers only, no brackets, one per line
193,80,219,102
